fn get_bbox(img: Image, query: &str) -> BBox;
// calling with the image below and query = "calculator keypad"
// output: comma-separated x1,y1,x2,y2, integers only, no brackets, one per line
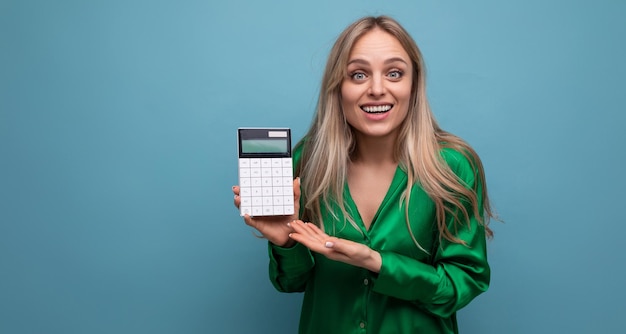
239,157,294,216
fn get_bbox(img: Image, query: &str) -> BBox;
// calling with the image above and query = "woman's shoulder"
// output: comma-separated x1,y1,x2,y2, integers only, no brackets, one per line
439,146,470,166
439,145,479,183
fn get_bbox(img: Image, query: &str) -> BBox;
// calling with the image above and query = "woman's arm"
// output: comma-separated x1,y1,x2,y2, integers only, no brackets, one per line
268,241,316,293
372,149,490,317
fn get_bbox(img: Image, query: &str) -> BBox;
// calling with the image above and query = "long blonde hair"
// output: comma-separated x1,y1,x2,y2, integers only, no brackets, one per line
296,16,494,247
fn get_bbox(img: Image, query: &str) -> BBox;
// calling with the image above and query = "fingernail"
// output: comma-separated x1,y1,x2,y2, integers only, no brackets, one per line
287,222,291,227
288,233,293,238
325,241,334,248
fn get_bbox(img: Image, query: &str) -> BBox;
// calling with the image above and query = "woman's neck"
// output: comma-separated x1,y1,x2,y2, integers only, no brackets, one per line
351,132,397,165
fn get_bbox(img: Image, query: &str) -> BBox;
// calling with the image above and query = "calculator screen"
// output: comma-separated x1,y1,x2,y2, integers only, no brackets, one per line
238,128,291,158
241,139,288,154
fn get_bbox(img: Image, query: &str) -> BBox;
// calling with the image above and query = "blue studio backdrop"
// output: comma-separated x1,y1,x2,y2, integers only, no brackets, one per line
2,1,625,333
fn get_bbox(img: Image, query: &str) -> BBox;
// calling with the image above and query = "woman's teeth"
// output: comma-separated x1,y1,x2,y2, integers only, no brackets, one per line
361,105,392,113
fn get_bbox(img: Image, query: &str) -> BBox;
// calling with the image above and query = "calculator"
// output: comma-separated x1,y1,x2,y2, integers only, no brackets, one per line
237,128,294,217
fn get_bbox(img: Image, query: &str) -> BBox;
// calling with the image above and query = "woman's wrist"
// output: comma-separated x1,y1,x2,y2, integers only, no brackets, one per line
366,249,382,273
276,238,296,248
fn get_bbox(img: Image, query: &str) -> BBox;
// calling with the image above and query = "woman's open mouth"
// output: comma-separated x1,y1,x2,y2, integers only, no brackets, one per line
361,104,393,114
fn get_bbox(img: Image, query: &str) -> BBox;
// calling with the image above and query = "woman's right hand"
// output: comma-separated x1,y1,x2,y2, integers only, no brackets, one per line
232,177,301,248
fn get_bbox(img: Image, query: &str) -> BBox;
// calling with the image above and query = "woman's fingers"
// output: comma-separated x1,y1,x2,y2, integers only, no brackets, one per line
232,186,241,209
285,219,380,271
289,221,348,254
242,214,255,228
289,221,320,241
300,221,324,235
292,177,301,213
289,220,332,249
293,177,301,200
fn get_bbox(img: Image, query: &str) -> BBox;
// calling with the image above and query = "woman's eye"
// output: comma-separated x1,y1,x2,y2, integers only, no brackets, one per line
388,70,403,79
351,72,367,80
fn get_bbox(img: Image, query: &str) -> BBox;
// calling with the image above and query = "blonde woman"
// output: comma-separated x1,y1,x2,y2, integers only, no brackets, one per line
233,15,495,334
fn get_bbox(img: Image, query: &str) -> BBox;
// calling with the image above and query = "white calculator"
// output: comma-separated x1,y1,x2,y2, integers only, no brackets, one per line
237,128,294,217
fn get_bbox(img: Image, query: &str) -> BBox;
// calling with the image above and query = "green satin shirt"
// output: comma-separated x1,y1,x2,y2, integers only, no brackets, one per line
268,146,490,334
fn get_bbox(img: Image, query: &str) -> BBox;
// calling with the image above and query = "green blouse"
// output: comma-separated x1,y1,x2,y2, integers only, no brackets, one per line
268,146,490,334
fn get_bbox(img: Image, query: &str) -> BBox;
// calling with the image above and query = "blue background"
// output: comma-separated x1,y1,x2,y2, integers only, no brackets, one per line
2,0,625,333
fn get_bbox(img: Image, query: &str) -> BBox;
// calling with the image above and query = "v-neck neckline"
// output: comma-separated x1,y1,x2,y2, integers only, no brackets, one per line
343,166,407,233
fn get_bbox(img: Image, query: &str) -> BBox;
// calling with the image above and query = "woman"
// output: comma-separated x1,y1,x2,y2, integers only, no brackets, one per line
233,15,495,334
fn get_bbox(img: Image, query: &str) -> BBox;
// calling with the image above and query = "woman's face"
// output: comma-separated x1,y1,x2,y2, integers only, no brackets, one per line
341,28,413,141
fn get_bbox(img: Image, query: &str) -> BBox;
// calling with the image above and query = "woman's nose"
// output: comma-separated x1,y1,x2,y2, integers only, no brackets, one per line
368,75,386,97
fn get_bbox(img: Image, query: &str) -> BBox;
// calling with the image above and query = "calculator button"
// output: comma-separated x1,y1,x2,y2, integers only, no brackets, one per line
273,178,283,186
271,158,282,167
283,177,293,186
272,168,282,177
251,187,262,196
262,187,272,196
283,186,293,195
250,159,261,167
241,207,252,216
273,206,284,215
263,197,273,206
284,206,294,215
273,197,283,205
240,187,251,196
263,206,273,215
281,158,292,168
273,187,283,196
251,168,261,177
239,169,250,177
240,178,251,187
252,207,262,216
251,178,262,187
239,159,250,168
261,159,271,168
262,168,272,177
262,178,272,186
283,196,293,205
282,168,293,177
240,197,251,206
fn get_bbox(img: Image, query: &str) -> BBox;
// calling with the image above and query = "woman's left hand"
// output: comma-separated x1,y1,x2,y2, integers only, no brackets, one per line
287,220,382,273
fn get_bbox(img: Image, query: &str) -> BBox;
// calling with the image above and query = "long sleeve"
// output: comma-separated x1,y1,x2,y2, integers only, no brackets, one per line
373,218,489,317
268,240,315,292
371,148,490,318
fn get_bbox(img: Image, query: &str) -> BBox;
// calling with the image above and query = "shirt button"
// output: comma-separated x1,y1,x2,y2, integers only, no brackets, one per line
363,278,369,286
360,322,366,329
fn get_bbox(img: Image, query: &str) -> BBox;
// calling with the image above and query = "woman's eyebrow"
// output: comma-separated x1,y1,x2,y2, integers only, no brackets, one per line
384,57,409,65
347,57,408,66
347,58,369,66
